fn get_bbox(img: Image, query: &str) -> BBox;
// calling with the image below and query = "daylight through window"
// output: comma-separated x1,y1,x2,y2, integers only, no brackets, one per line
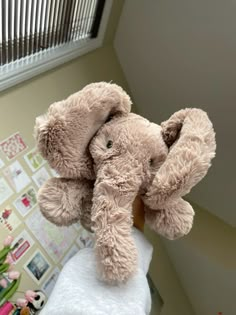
0,0,105,66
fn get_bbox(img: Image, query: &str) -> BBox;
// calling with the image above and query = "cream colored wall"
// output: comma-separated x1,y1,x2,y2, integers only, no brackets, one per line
145,201,236,315
163,201,236,315
145,228,196,315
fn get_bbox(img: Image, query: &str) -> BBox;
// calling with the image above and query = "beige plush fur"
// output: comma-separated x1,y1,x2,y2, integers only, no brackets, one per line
34,82,216,284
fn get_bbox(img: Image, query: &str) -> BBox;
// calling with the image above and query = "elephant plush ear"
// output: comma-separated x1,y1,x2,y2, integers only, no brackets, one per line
34,82,132,180
144,108,216,209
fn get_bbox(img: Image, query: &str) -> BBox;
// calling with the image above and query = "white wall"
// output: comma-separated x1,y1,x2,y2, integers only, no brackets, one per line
114,0,235,226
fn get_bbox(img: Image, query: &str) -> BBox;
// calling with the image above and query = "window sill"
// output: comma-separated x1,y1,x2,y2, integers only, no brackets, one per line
0,37,102,92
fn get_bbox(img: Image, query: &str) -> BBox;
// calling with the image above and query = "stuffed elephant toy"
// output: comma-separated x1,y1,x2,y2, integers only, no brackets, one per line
34,82,216,283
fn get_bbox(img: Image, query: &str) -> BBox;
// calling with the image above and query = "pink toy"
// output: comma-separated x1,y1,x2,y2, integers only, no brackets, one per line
0,302,14,315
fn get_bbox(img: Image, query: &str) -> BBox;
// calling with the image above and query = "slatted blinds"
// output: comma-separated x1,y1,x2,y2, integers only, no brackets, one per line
0,0,106,66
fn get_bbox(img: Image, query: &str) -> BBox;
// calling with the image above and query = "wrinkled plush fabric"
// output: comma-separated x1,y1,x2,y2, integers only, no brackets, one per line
40,228,153,315
35,82,216,283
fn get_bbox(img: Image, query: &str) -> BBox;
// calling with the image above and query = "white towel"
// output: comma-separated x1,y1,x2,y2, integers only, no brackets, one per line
40,228,153,315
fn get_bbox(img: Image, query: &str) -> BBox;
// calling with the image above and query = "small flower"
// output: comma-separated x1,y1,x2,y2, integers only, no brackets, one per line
5,253,14,265
0,278,8,288
3,235,14,247
25,290,38,303
7,264,14,272
8,270,20,280
16,298,28,308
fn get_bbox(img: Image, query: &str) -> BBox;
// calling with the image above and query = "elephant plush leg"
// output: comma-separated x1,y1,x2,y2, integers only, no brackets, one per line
37,177,94,230
144,198,195,240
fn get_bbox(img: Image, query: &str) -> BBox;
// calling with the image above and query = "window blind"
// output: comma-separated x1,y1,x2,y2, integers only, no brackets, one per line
0,0,106,66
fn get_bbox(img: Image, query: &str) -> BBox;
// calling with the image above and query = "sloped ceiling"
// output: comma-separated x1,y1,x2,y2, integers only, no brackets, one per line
114,0,235,226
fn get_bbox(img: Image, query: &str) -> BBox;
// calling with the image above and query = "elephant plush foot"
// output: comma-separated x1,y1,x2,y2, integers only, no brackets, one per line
145,198,195,240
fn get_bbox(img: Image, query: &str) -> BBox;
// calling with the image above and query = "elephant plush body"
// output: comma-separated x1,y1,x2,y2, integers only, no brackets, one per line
34,82,216,283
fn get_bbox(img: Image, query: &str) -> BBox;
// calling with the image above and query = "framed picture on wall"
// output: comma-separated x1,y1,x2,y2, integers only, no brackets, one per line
0,204,21,233
0,177,13,205
3,160,31,193
24,147,46,172
60,244,79,267
11,229,35,263
76,226,95,249
24,250,51,284
0,132,27,160
32,167,50,188
0,158,5,169
13,186,37,217
41,267,60,297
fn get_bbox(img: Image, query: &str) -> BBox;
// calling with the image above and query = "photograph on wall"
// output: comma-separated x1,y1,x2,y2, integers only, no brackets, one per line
26,208,77,263
72,222,81,232
0,132,27,160
24,147,46,172
41,267,60,297
32,167,50,188
60,244,79,266
76,228,95,249
0,177,13,205
0,205,21,233
14,186,37,217
3,161,31,193
11,229,35,263
0,158,5,169
49,168,59,178
24,250,50,284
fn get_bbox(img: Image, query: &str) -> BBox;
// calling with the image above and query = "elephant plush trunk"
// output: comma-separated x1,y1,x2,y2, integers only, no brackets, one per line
91,161,143,284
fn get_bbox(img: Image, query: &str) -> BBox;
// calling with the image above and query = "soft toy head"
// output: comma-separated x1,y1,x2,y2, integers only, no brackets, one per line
34,82,131,180
90,113,168,190
35,82,216,283
27,290,46,312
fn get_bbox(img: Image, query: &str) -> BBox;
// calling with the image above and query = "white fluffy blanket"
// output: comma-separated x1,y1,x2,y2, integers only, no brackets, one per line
40,228,153,315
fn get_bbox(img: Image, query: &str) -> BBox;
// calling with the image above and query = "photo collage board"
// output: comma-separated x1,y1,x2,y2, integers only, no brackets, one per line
0,132,95,297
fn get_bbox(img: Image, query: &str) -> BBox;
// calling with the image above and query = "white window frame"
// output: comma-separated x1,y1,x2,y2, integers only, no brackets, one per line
0,0,113,92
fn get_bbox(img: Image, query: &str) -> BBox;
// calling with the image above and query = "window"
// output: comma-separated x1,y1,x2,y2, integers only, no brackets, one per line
0,0,112,91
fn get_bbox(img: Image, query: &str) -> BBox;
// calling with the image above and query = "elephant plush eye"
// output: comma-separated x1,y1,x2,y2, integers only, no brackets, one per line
106,140,113,148
149,159,154,166
105,115,113,123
